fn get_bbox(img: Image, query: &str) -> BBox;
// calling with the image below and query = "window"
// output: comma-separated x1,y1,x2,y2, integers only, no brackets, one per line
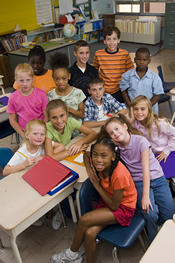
144,2,166,14
117,4,140,13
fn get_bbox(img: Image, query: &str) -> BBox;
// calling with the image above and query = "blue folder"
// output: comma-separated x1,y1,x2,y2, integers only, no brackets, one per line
0,96,9,108
48,164,79,196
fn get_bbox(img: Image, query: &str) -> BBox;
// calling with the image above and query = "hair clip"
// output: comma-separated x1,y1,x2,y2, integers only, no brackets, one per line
17,66,20,69
115,146,118,151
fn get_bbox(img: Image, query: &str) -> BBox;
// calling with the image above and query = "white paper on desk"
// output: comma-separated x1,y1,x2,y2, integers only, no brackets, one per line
65,14,74,23
74,153,84,163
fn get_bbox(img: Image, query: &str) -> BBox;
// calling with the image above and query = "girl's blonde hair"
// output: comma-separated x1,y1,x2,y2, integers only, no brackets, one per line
46,99,67,117
129,95,168,138
15,63,34,79
23,119,46,148
98,114,141,140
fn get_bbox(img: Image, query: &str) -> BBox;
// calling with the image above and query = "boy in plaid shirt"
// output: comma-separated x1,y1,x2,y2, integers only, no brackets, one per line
83,78,127,128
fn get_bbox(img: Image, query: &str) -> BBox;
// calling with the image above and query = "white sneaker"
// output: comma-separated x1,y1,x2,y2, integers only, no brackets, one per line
50,249,83,263
52,210,63,230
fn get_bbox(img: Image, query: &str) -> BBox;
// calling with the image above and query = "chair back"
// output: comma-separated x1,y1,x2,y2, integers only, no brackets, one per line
80,178,100,216
0,147,13,169
103,14,115,27
157,65,164,83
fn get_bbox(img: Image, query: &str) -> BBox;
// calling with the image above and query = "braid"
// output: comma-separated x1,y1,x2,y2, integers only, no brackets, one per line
109,147,120,185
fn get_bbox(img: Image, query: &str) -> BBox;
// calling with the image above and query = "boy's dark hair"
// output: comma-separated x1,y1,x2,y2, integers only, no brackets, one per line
74,40,90,52
28,45,46,62
88,77,104,89
136,47,150,57
90,138,120,185
49,52,69,75
103,26,120,40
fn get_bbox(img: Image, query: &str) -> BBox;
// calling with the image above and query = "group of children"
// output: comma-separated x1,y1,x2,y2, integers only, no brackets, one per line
2,25,175,263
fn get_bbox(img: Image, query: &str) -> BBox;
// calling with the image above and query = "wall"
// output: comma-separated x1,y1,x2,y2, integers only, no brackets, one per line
91,0,115,15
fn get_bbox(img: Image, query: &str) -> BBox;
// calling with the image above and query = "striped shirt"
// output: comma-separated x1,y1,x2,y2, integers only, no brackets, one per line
93,48,134,94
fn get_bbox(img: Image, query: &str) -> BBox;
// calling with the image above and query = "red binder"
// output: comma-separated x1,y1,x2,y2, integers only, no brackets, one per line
22,155,73,196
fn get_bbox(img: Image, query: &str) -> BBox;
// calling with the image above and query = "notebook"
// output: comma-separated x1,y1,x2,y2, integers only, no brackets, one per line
0,96,9,108
22,155,77,196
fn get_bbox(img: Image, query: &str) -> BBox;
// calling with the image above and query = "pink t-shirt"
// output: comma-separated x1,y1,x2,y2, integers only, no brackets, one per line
7,87,48,131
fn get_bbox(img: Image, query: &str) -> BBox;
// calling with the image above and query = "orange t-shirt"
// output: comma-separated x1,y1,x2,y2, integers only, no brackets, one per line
13,69,56,95
100,161,137,209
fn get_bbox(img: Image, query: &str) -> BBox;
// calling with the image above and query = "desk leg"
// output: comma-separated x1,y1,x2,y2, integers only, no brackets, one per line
76,189,81,218
11,237,23,263
68,195,77,226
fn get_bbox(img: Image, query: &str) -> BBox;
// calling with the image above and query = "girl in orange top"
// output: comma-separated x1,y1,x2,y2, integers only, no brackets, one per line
13,45,56,94
50,138,137,263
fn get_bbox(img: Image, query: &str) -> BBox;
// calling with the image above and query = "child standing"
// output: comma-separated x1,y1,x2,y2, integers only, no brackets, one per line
120,47,164,114
13,45,56,94
69,40,99,98
93,26,134,103
130,95,175,179
7,63,48,139
50,138,137,263
47,52,86,138
45,99,97,161
101,114,175,243
3,119,46,176
83,77,127,128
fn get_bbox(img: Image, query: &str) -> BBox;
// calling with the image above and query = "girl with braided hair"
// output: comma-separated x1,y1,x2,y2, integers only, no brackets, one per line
50,138,137,263
102,114,175,243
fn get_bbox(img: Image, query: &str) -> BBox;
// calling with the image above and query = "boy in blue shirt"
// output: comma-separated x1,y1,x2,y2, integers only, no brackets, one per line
83,77,127,128
69,40,98,98
120,47,164,114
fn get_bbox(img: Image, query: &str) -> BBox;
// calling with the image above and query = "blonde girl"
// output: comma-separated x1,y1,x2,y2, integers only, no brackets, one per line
3,119,46,176
45,99,97,161
130,95,175,179
47,52,86,138
7,63,48,138
100,114,175,243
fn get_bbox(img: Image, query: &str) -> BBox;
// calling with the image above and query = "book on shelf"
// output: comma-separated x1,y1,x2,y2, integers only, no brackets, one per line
0,31,27,54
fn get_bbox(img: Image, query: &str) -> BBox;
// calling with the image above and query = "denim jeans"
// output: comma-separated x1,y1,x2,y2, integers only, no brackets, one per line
134,175,175,243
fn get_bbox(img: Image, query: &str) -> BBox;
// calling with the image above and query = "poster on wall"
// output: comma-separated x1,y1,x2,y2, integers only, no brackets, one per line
35,0,53,24
59,0,73,15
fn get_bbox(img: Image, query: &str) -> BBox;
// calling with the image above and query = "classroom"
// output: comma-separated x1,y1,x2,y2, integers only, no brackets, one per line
0,0,175,263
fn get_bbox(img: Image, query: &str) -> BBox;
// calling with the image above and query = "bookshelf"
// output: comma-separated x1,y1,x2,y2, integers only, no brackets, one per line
0,30,27,54
27,27,63,43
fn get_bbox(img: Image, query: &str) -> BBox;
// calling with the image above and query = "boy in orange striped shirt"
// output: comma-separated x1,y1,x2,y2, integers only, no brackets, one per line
93,26,134,103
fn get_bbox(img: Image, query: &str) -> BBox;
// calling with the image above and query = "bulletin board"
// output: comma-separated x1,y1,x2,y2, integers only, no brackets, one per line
73,0,91,19
0,0,53,34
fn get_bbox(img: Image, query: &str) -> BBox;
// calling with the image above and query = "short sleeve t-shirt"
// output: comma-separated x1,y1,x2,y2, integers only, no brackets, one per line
8,144,45,166
100,161,137,209
119,134,163,181
46,117,81,146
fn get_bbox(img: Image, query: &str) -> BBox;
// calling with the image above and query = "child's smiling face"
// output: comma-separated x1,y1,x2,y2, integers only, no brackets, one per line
25,125,45,147
104,31,120,53
53,68,70,91
106,121,128,145
49,107,68,134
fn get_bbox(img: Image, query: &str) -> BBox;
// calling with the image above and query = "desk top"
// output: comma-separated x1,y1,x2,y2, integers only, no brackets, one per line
0,167,75,230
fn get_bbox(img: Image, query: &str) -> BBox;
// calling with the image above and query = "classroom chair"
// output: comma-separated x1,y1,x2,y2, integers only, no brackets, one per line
0,119,19,144
79,178,147,263
157,65,175,93
158,93,173,116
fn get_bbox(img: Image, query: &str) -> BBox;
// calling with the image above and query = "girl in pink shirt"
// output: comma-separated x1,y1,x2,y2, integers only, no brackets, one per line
129,95,175,180
7,63,48,139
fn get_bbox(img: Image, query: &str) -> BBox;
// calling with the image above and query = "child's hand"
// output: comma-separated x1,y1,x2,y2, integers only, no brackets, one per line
156,151,168,163
68,141,82,156
24,156,35,167
88,165,100,183
141,195,153,213
80,143,89,151
34,156,44,163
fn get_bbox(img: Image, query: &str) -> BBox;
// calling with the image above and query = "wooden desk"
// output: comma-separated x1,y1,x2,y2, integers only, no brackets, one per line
0,93,10,123
0,168,77,263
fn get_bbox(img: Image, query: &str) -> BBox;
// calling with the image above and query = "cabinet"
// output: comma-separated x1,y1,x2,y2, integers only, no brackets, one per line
164,3,175,49
0,30,27,54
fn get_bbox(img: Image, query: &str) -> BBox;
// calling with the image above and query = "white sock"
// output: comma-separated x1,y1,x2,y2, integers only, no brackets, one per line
66,248,78,259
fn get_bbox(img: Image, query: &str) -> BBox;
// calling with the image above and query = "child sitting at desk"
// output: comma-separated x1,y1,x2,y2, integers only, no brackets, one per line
13,45,56,94
7,63,48,139
83,77,127,128
47,52,86,138
3,119,46,176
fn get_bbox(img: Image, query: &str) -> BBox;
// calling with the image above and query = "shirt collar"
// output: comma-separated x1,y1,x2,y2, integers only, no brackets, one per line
118,133,133,151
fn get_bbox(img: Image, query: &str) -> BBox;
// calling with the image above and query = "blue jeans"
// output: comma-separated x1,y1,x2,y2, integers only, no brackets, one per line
134,176,175,243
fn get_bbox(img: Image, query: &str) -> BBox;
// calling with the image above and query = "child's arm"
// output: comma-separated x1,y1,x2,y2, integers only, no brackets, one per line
67,101,84,119
141,148,153,213
45,137,70,161
9,113,24,138
3,156,36,176
68,125,97,155
121,90,131,107
150,95,161,106
43,109,48,123
83,120,106,128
